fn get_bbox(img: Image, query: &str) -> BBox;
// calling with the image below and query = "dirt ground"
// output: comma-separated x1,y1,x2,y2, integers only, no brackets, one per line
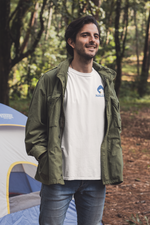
102,108,150,225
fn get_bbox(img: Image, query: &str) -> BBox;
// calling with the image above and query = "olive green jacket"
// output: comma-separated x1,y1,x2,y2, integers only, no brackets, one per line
25,58,123,185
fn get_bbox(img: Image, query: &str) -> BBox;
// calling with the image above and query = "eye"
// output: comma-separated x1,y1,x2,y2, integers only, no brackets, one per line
94,34,99,39
82,34,88,37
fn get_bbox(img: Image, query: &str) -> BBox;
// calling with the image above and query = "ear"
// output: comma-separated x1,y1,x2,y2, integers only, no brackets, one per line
67,38,75,49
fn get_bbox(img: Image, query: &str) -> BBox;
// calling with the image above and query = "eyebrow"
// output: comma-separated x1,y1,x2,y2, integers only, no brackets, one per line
80,32,99,37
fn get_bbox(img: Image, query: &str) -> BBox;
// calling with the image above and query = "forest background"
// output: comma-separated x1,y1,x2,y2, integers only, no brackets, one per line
0,0,150,224
0,0,150,108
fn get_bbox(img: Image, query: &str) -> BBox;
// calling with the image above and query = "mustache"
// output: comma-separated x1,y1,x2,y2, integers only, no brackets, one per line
85,44,97,48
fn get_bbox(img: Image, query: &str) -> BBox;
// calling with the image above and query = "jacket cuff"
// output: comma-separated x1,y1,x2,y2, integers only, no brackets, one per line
29,145,47,161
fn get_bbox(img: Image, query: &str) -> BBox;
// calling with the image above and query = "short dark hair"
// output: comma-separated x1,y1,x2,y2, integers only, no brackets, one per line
65,15,100,57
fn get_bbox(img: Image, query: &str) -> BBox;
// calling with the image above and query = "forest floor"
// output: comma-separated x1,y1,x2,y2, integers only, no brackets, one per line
102,107,150,225
9,96,150,224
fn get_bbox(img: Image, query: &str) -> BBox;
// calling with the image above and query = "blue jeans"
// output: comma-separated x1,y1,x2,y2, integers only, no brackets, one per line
39,180,105,225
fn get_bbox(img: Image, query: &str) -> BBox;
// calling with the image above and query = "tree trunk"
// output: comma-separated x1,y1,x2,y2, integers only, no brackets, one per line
91,0,101,20
138,10,150,97
0,65,10,105
134,8,140,76
0,0,11,105
114,0,128,97
45,2,53,40
20,2,38,53
114,0,122,96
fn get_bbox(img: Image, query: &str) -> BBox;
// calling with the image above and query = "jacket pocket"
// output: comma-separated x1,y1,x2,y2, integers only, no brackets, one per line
47,92,61,107
111,97,121,130
38,151,48,178
47,92,61,127
108,138,123,180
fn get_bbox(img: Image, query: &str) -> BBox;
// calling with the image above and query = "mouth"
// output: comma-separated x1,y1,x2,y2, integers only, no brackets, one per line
85,45,97,51
86,45,96,48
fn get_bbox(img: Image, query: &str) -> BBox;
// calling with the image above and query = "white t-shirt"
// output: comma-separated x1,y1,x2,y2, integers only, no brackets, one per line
61,67,105,180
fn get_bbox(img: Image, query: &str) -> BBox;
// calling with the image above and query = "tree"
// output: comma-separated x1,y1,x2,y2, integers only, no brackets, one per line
133,3,140,76
138,8,150,97
97,0,117,69
114,0,129,96
0,0,47,105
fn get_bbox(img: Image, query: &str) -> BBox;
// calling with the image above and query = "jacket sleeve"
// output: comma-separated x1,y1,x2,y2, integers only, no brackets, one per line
25,75,48,161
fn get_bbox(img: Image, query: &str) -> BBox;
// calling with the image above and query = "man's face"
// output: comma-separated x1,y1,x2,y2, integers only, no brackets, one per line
71,23,100,60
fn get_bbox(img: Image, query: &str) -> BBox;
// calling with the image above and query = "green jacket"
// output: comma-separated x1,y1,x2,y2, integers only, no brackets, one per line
25,58,123,185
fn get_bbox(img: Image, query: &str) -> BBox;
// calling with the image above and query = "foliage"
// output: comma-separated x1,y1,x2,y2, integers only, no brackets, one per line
126,214,149,225
10,99,30,116
0,0,48,104
119,81,150,111
1,0,150,101
9,23,67,99
9,0,106,99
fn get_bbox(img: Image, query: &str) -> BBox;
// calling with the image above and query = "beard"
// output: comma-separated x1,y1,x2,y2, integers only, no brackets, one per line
75,45,98,60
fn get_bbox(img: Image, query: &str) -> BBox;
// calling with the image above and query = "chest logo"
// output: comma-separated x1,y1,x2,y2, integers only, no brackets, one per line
96,85,104,97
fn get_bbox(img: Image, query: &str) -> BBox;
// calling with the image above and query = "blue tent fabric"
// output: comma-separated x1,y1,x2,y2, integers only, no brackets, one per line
0,205,40,225
0,200,103,225
64,200,77,225
0,103,27,126
9,172,42,194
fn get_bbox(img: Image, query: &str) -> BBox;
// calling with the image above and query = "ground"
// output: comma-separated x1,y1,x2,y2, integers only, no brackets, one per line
102,108,150,225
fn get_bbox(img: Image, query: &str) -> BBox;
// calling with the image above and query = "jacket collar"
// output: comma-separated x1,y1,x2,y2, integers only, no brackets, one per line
56,57,116,84
56,58,72,95
93,61,116,82
56,57,72,80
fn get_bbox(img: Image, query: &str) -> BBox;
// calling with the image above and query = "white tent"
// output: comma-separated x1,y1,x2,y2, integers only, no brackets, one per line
0,104,78,225
0,103,42,224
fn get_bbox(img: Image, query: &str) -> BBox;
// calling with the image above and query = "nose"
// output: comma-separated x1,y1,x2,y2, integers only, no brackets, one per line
89,35,95,42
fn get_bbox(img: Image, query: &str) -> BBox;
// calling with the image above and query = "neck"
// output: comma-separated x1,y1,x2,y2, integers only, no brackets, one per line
70,56,93,73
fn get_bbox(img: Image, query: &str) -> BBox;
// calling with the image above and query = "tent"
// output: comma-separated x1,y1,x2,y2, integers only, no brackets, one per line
0,103,102,225
0,103,41,224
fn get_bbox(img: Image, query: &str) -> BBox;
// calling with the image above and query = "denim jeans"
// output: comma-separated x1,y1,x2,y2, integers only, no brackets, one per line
39,180,105,225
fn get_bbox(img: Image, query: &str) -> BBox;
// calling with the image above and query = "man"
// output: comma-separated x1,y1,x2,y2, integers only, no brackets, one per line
25,15,123,225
